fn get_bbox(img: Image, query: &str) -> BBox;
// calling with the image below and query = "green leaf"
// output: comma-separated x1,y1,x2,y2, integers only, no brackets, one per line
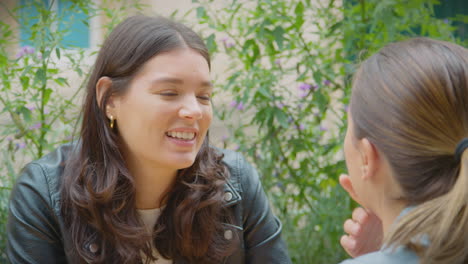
196,7,207,19
47,69,59,74
34,68,46,85
20,76,30,91
326,21,342,37
294,1,304,17
314,91,328,113
20,106,32,122
54,77,69,87
274,108,289,128
294,2,305,28
272,26,285,50
257,85,271,98
43,88,53,105
205,33,218,54
55,48,61,59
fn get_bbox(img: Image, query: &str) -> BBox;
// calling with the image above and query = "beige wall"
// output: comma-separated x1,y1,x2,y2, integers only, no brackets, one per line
1,0,342,146
0,0,19,57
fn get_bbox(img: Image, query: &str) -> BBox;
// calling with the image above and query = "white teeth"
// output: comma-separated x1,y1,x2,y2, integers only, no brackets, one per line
167,131,195,140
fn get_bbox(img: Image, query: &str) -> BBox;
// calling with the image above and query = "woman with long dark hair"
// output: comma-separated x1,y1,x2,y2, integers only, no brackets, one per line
7,15,290,264
339,38,468,263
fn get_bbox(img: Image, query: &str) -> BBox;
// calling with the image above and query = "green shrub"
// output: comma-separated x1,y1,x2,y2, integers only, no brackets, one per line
193,0,464,263
0,0,144,261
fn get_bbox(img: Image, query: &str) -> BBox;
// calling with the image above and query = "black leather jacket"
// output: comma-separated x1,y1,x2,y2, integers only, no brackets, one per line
7,143,291,264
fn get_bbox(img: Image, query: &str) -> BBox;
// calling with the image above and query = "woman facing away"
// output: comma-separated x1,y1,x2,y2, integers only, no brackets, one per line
338,37,468,264
7,15,291,264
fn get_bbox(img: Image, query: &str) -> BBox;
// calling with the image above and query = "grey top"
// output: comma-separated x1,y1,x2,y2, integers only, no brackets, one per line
339,246,419,264
339,208,420,264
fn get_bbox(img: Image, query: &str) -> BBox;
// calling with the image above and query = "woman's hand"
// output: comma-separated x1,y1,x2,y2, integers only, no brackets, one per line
339,174,383,258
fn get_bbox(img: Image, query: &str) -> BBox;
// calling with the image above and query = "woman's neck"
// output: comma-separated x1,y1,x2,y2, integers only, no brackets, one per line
376,199,407,236
126,157,178,210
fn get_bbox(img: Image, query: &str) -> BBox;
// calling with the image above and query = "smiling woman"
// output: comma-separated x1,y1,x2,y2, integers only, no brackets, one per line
6,15,291,264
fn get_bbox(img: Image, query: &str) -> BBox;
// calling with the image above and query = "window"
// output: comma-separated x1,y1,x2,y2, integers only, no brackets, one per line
19,0,90,48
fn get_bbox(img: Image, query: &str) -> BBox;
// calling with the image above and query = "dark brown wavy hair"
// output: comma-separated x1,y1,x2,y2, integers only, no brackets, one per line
60,15,235,264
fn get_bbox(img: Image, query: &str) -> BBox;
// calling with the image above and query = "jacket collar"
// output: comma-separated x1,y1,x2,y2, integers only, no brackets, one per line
223,180,241,207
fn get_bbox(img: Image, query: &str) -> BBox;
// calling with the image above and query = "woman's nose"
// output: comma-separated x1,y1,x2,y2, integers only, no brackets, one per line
179,95,203,120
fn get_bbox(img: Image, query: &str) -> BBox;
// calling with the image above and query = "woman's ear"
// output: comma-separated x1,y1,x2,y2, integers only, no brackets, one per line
95,77,116,118
359,138,379,181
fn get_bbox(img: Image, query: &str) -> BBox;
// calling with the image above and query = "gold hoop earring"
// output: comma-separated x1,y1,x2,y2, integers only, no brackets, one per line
109,115,115,129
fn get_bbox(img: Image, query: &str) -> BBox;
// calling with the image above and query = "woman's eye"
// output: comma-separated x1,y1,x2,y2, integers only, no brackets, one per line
159,92,178,96
197,95,211,101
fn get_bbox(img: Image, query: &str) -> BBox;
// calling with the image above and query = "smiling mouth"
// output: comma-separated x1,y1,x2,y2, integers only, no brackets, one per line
166,131,196,140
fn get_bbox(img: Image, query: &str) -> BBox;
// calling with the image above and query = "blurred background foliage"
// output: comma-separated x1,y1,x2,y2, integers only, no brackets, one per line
0,0,144,261
0,0,466,263
192,0,466,263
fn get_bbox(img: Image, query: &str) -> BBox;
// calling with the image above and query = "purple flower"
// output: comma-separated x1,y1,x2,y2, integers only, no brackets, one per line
230,100,238,107
236,102,244,110
15,50,25,59
6,136,13,141
288,117,294,123
298,83,313,97
323,80,331,86
29,122,42,130
26,105,36,111
343,104,349,112
274,59,281,66
230,100,245,110
298,83,312,91
221,37,235,48
319,125,328,131
233,145,239,151
16,142,26,149
443,18,450,24
221,135,228,141
276,102,285,109
16,46,35,59
24,46,35,54
297,124,306,131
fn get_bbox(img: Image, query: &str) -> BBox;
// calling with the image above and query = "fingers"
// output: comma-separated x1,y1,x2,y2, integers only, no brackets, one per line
343,219,361,237
352,207,369,225
340,235,358,258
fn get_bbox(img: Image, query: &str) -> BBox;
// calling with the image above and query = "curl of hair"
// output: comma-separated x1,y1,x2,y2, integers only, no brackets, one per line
154,140,237,263
60,15,235,263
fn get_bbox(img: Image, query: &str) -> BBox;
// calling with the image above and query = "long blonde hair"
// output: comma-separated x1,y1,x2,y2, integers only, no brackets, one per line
350,38,468,263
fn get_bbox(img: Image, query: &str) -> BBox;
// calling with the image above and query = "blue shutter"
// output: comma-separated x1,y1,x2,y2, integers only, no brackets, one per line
57,0,90,48
19,0,90,48
19,0,48,46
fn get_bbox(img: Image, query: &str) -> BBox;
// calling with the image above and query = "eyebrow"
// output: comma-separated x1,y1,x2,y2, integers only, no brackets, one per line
151,77,213,88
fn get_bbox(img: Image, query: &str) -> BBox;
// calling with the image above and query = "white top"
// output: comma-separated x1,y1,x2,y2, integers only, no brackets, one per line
137,208,173,264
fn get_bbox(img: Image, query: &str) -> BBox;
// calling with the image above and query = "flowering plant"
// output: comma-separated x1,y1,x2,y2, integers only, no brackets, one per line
193,0,463,262
0,0,144,260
